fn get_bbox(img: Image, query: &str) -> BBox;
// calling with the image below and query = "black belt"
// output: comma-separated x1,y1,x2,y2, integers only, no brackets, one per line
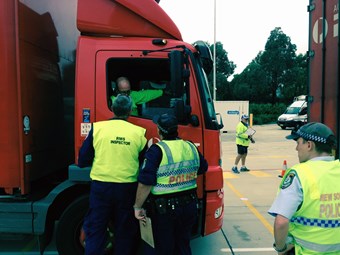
148,192,197,214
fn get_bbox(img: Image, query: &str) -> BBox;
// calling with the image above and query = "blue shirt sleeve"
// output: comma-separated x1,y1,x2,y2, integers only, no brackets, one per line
78,128,95,167
137,144,162,185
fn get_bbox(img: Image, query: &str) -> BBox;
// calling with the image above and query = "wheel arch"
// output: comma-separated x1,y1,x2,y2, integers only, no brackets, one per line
32,180,90,236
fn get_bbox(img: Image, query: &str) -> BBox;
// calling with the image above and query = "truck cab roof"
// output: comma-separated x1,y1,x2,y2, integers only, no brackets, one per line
77,0,182,39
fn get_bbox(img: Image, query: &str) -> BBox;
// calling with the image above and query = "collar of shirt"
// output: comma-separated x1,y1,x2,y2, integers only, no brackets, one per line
310,156,335,161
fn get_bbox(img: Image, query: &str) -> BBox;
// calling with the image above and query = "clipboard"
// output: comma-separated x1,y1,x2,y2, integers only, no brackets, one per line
140,217,155,248
246,127,256,136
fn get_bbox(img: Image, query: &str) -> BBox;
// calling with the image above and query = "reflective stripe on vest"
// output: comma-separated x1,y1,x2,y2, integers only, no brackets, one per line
288,160,340,253
151,140,199,195
291,217,340,228
294,237,340,253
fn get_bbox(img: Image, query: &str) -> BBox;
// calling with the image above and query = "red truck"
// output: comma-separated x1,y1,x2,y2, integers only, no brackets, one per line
0,0,224,254
308,0,339,157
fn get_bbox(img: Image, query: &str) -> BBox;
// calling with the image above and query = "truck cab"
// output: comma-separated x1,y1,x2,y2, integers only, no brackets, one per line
70,1,224,253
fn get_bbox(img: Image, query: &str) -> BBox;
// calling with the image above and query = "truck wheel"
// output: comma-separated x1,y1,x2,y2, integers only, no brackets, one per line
56,195,89,255
56,194,115,255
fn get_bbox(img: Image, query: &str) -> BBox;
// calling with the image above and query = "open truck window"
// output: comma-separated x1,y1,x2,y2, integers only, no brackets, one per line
106,57,187,119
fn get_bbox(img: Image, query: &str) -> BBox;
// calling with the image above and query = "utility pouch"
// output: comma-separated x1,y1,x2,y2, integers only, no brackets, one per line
154,198,167,214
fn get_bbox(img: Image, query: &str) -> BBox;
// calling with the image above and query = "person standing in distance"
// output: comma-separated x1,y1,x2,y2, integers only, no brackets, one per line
78,94,147,255
133,113,208,255
111,76,164,116
232,114,253,174
268,122,340,255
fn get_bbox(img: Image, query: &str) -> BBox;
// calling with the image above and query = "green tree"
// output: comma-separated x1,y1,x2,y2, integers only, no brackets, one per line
276,53,308,103
259,27,297,103
231,56,270,102
230,27,307,104
208,42,236,100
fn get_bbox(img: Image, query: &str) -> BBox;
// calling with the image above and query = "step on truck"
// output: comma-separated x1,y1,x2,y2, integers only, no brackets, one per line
0,0,224,254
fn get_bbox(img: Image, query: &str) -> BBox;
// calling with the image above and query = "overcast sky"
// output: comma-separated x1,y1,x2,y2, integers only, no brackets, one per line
159,0,309,75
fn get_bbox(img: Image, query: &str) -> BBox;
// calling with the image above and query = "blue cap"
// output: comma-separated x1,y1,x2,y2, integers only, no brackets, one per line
241,114,249,119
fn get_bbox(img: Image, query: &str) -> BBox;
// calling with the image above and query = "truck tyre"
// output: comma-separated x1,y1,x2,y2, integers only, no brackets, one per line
56,194,89,255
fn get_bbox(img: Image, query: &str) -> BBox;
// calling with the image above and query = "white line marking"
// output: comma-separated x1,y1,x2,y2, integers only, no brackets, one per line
0,253,58,255
221,247,275,252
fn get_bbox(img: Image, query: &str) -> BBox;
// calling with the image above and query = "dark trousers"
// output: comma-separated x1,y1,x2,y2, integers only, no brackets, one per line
83,181,139,255
144,199,198,255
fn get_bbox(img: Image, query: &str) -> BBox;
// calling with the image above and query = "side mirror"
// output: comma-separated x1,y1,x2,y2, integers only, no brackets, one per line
171,98,195,125
215,113,224,130
171,98,190,122
193,41,213,75
169,50,184,97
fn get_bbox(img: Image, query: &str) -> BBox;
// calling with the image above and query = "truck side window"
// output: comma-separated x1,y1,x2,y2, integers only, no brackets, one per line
106,57,177,119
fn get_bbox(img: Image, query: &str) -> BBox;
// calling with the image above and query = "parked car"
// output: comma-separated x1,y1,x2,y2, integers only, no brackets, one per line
277,100,307,129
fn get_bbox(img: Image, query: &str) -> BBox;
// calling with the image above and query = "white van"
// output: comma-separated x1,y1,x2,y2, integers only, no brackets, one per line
277,100,307,129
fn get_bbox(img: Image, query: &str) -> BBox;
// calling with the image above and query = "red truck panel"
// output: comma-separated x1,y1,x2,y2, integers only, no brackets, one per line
309,0,339,137
0,1,22,193
77,0,182,40
0,0,78,194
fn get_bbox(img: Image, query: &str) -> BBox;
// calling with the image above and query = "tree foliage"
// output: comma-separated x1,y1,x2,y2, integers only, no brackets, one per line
260,27,298,103
209,27,307,104
207,42,235,100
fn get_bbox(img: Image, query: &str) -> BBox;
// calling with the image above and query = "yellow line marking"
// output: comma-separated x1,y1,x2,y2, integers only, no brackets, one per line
225,180,274,235
248,171,271,177
224,170,279,178
223,172,239,179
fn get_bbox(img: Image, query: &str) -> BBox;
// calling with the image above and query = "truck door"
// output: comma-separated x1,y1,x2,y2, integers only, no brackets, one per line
94,49,204,146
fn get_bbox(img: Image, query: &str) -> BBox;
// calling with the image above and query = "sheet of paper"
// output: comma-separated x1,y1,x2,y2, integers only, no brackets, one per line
246,128,256,136
140,217,154,248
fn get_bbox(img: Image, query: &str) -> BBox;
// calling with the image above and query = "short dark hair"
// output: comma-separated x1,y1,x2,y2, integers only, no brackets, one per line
313,136,337,154
112,94,132,118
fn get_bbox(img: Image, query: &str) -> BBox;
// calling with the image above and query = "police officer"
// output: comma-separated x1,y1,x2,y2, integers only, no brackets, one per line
268,122,340,254
78,94,147,255
133,113,208,255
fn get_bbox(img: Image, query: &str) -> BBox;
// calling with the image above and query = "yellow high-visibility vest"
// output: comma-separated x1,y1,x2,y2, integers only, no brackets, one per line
235,122,250,146
151,140,200,195
287,160,340,254
90,120,146,183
